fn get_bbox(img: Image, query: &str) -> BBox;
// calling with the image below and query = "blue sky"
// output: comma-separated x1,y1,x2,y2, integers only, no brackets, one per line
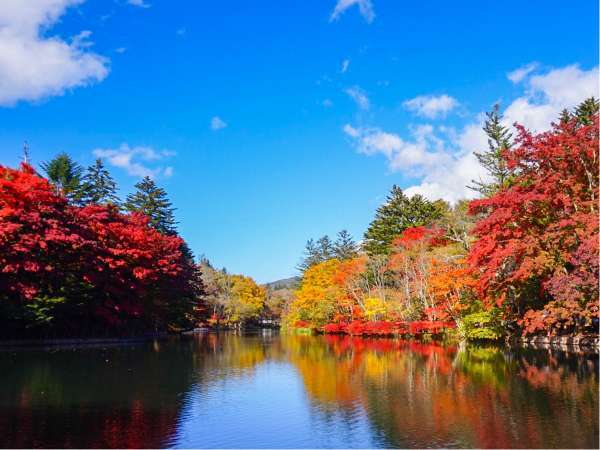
0,0,598,282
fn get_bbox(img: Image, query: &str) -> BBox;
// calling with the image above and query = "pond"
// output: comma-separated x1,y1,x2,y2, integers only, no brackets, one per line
0,332,598,448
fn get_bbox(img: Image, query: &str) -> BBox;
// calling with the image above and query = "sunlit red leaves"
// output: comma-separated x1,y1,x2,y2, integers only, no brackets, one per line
391,225,447,250
0,163,196,330
468,115,599,334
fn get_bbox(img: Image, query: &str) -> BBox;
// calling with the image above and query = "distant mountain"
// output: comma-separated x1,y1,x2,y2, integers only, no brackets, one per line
264,276,300,290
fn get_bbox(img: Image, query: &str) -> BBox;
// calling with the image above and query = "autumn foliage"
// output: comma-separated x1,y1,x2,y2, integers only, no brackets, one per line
0,164,199,337
469,116,599,335
285,107,599,340
285,225,470,337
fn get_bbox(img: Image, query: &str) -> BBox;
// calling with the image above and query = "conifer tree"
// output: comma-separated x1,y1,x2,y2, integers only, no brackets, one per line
124,176,177,234
333,229,358,260
297,238,322,272
297,235,340,272
316,235,335,261
469,104,513,196
363,185,443,255
574,97,599,125
40,152,83,202
79,159,119,206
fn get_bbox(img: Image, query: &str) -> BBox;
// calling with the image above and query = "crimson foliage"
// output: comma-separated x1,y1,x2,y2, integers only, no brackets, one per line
468,116,599,335
0,164,199,337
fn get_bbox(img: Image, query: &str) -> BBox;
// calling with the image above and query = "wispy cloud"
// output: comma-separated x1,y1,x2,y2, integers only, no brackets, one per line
346,64,599,203
403,94,459,119
211,116,227,130
503,64,599,132
93,144,175,178
345,86,370,110
344,124,450,176
341,59,350,73
0,0,109,107
127,0,151,8
176,27,186,36
115,47,127,54
322,99,333,108
507,62,538,83
330,0,375,23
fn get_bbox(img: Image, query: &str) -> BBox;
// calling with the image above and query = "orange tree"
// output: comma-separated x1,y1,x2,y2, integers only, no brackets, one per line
428,257,474,322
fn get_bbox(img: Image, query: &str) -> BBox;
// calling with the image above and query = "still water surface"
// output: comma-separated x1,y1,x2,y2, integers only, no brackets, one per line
0,332,598,448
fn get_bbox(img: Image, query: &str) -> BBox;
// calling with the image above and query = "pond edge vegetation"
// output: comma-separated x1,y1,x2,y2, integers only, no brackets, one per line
0,99,598,347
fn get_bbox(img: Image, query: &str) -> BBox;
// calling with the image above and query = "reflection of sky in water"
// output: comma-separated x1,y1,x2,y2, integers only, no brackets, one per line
173,361,378,448
0,333,597,448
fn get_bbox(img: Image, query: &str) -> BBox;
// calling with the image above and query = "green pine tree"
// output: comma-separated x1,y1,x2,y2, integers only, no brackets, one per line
297,239,322,272
559,108,573,124
79,159,119,206
363,185,443,255
40,152,83,202
124,176,177,234
333,230,358,260
469,104,513,196
574,97,599,126
297,235,335,272
316,235,335,261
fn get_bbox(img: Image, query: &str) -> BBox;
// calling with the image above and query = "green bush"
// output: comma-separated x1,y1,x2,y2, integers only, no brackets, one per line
459,310,503,341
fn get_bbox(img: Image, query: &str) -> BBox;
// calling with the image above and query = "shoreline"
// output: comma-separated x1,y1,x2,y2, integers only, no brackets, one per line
0,333,172,349
1,329,598,354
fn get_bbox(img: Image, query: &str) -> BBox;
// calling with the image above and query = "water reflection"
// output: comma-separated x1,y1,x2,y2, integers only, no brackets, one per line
0,333,597,448
288,336,598,448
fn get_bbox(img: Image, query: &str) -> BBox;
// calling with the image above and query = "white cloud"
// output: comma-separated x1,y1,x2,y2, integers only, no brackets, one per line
343,123,451,178
507,62,538,83
210,116,227,130
403,94,459,119
345,63,598,203
330,0,374,23
127,0,151,8
71,30,93,48
0,0,109,106
115,47,127,54
93,144,174,178
345,85,369,110
503,64,599,132
322,98,333,107
403,151,485,203
341,59,350,73
345,122,487,203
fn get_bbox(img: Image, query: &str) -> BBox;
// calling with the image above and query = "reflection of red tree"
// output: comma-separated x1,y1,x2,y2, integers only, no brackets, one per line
287,335,598,448
0,398,181,448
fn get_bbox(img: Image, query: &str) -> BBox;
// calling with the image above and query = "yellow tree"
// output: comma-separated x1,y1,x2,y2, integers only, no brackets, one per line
225,275,266,325
286,259,343,327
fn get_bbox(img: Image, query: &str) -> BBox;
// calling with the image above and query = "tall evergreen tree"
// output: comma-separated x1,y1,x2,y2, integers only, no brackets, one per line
559,108,573,124
124,176,177,234
297,238,322,272
79,159,119,206
469,104,513,196
297,235,339,272
333,229,358,260
40,152,83,201
363,185,443,255
316,235,335,261
574,97,599,126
